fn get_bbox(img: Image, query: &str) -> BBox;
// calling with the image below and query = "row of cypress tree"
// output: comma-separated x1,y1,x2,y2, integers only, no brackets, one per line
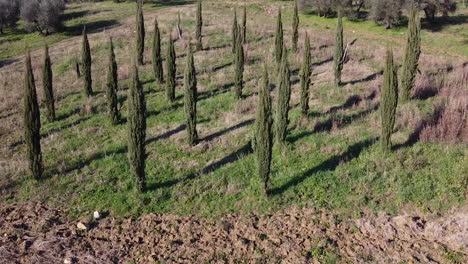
22,1,421,194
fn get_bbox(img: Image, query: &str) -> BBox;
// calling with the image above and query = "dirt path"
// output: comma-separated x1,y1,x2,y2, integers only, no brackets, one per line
1,202,466,264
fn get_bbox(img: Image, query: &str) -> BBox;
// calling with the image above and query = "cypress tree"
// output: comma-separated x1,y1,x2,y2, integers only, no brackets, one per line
231,10,238,53
152,17,164,84
82,26,92,97
195,0,203,51
127,62,147,191
42,45,55,122
241,5,247,44
292,0,299,53
400,7,421,102
184,44,198,146
381,48,398,152
333,9,344,87
300,33,311,118
165,34,176,102
275,47,291,144
255,64,273,194
234,31,244,99
136,0,145,65
107,37,120,125
274,8,284,64
23,51,43,180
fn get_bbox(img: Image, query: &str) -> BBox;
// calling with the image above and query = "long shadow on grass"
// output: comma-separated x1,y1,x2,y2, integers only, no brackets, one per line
146,124,186,145
0,58,19,69
288,103,379,143
61,145,128,175
200,119,254,143
326,91,376,114
65,20,120,36
9,116,91,149
151,0,194,8
341,70,383,86
271,137,378,195
186,142,253,180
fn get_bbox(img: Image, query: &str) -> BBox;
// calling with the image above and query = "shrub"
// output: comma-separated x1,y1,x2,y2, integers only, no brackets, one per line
165,33,176,102
20,0,65,35
231,10,238,53
370,0,403,29
400,7,421,102
380,48,398,152
275,47,291,144
127,63,147,191
195,0,203,51
255,64,273,194
274,8,283,65
333,9,344,87
23,51,43,180
81,26,92,97
135,0,145,65
107,37,120,125
152,17,164,84
42,45,55,122
0,0,20,34
292,0,299,53
300,33,312,117
184,45,198,146
234,31,244,99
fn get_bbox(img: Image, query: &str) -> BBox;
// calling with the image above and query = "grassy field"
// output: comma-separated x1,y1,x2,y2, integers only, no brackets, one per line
0,0,467,220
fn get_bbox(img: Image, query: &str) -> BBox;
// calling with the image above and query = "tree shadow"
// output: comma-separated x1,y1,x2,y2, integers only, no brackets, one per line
185,141,253,180
151,0,195,8
392,106,443,151
288,103,379,143
342,70,383,86
146,178,180,191
0,58,19,69
210,62,233,73
270,137,378,195
203,43,230,51
421,14,468,32
61,10,102,21
0,111,17,120
312,56,333,67
145,124,186,145
61,145,128,175
9,116,91,149
65,20,120,36
200,119,254,143
56,108,80,121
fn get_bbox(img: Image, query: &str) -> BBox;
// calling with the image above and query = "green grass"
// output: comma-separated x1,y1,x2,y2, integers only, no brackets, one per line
2,0,467,221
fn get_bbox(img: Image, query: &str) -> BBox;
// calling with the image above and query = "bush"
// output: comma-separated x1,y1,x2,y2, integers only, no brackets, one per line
0,0,20,34
370,0,404,29
20,0,65,35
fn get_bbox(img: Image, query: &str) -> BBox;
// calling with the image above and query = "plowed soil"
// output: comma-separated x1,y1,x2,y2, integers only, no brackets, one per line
0,202,467,263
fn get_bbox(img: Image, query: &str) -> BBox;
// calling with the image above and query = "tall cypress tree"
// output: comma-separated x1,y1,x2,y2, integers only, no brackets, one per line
82,26,92,97
107,37,120,125
333,9,344,87
127,62,147,191
300,33,311,118
274,8,284,64
292,0,299,53
24,51,43,180
136,0,145,65
184,44,198,146
152,17,164,84
241,5,247,44
275,47,291,144
232,10,238,53
165,33,176,102
400,7,421,102
234,31,244,99
195,0,203,51
42,45,55,122
255,64,273,194
381,48,398,152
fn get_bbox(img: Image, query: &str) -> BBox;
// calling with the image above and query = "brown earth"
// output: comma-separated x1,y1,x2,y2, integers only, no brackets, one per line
0,202,467,264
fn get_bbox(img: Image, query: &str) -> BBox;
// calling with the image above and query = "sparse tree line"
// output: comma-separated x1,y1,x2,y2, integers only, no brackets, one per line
21,0,421,195
297,0,458,28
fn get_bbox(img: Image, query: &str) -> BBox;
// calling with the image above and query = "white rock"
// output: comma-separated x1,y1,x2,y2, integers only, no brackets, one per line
93,211,100,220
77,222,87,230
63,258,72,264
